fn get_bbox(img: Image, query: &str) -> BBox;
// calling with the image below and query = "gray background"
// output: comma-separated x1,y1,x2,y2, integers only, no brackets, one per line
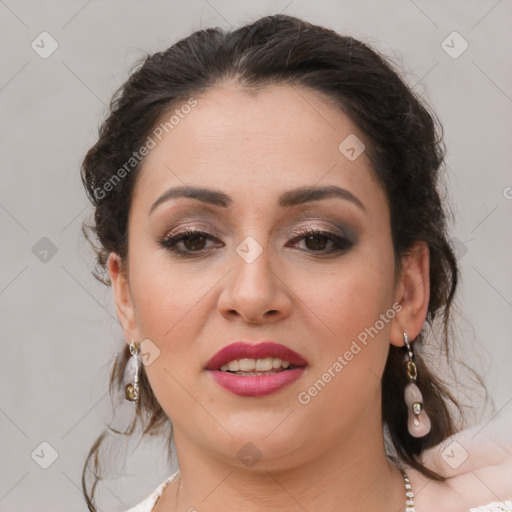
1,1,511,510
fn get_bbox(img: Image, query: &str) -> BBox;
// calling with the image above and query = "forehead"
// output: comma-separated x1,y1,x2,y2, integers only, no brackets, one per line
151,83,363,156
131,82,384,214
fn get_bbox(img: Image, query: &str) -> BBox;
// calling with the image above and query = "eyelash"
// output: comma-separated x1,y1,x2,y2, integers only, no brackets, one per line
158,225,354,257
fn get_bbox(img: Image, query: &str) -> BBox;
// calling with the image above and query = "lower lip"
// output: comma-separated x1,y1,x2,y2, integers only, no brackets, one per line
208,368,306,397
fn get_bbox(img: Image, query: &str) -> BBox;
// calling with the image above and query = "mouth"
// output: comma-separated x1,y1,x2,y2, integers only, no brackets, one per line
218,356,302,375
204,341,308,397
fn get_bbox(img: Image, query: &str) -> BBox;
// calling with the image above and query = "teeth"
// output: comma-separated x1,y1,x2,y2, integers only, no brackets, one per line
219,357,292,372
227,360,240,372
255,358,273,371
239,358,255,371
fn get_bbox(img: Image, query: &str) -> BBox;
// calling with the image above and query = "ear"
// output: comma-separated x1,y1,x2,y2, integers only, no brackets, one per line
107,253,140,343
390,241,430,348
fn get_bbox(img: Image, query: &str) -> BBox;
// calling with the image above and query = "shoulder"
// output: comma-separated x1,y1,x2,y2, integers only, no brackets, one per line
124,471,180,512
412,411,512,511
421,410,512,476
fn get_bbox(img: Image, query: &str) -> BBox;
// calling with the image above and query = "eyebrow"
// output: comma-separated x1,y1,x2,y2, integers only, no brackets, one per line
149,185,366,215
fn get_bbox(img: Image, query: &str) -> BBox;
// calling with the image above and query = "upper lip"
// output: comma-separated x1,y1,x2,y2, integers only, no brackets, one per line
205,341,308,370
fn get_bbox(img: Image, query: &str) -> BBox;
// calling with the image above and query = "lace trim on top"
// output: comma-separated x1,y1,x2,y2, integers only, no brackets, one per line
469,500,512,511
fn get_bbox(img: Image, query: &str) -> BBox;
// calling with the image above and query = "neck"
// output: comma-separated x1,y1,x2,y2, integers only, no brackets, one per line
166,412,407,511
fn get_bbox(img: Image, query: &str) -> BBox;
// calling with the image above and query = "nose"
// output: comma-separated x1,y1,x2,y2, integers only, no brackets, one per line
217,242,292,324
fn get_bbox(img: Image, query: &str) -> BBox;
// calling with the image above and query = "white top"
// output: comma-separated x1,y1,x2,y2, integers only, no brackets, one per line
124,412,512,512
124,471,179,512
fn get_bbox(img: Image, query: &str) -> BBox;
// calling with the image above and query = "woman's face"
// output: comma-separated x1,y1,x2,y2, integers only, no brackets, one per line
110,83,426,469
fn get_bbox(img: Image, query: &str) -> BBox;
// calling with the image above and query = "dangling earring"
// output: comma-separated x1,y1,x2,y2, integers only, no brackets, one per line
403,332,431,438
124,340,140,403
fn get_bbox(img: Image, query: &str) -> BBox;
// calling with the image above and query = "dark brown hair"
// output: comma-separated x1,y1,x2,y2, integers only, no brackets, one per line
81,14,487,510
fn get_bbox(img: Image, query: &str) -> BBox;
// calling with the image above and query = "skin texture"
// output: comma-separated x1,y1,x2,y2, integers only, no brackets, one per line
107,83,432,511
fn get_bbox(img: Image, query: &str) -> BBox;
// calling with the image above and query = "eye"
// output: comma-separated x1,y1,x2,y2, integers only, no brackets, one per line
158,225,354,257
288,226,353,254
158,228,223,256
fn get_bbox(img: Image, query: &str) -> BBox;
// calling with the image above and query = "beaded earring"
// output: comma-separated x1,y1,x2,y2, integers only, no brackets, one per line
403,332,431,438
124,340,141,403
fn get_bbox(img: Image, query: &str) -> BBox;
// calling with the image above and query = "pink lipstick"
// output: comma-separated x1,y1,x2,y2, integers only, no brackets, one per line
205,341,308,397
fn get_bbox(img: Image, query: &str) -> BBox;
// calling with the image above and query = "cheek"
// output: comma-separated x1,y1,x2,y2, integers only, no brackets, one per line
128,243,211,338
295,266,394,420
129,260,211,419
130,228,396,356
295,249,395,350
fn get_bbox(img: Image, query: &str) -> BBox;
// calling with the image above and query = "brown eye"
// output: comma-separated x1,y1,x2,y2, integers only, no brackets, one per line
289,226,354,254
183,233,207,251
304,233,329,251
158,228,223,256
158,226,353,258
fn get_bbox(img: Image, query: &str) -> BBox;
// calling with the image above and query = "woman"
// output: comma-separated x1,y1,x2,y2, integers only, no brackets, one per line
80,14,512,512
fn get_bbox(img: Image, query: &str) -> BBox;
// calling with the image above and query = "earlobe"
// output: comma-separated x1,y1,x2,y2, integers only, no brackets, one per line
390,241,430,348
107,253,139,343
